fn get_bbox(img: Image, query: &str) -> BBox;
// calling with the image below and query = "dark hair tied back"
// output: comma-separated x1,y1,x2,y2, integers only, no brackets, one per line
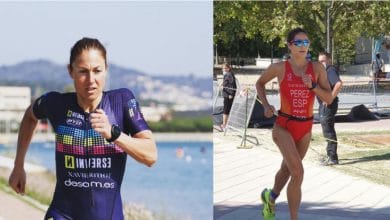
286,27,308,43
69,37,107,68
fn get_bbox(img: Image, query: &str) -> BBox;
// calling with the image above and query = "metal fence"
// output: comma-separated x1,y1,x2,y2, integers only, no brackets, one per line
213,79,390,138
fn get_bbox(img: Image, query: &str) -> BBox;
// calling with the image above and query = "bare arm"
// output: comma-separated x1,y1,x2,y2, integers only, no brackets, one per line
113,130,157,167
332,81,343,98
312,62,333,105
9,105,39,194
256,63,280,117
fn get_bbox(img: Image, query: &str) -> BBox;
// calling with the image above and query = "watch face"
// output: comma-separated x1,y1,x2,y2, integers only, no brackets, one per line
113,125,121,136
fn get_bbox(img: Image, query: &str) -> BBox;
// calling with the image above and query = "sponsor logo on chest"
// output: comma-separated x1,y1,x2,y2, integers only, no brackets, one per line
64,155,112,169
287,72,293,81
66,110,84,127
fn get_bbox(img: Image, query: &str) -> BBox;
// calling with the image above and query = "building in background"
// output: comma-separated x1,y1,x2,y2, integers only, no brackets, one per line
0,86,30,133
345,36,390,76
141,105,172,122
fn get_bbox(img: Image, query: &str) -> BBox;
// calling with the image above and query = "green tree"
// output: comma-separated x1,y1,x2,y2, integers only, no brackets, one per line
214,1,390,65
148,116,212,132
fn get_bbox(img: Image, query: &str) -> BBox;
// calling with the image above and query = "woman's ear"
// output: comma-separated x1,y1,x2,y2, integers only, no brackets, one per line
67,64,74,79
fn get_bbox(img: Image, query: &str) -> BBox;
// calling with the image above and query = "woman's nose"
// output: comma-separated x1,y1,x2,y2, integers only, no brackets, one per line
87,72,95,83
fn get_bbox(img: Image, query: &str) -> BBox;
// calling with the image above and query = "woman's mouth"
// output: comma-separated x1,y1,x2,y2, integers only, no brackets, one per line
86,87,97,94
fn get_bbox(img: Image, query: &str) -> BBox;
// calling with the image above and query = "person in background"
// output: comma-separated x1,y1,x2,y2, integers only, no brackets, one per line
372,52,385,79
9,37,157,220
221,63,237,130
318,52,343,165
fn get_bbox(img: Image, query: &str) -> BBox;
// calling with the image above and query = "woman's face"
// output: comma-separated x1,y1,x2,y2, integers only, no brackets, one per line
288,32,310,59
68,49,107,102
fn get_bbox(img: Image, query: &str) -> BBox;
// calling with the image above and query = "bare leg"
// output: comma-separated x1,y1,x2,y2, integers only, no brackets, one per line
272,131,312,195
271,125,311,220
222,114,228,127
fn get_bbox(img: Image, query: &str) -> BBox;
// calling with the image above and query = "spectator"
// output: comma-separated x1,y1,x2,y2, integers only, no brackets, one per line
318,52,343,165
372,52,385,79
221,63,237,130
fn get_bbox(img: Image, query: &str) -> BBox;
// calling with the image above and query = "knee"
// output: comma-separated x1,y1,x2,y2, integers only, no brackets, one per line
272,135,280,145
279,163,290,175
289,165,304,182
272,133,278,143
272,129,281,143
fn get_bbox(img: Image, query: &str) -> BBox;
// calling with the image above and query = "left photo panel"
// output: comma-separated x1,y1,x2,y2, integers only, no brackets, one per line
0,2,213,220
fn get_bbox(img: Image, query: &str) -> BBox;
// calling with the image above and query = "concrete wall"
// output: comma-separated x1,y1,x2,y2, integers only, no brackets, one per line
343,63,390,76
255,58,282,69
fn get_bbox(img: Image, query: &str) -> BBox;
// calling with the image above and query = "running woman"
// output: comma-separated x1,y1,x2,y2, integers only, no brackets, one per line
256,28,333,220
8,38,157,220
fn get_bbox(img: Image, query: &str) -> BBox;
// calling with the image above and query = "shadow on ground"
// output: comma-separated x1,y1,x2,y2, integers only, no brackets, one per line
339,152,390,165
214,201,390,220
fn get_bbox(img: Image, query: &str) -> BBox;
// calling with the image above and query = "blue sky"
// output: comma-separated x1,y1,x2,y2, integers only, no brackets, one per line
0,2,212,77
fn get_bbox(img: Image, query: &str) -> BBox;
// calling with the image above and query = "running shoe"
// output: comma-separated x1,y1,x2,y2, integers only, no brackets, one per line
261,188,275,220
321,156,339,166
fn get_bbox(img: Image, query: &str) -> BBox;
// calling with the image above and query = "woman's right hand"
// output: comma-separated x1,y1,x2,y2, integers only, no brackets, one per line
8,167,26,195
264,105,276,118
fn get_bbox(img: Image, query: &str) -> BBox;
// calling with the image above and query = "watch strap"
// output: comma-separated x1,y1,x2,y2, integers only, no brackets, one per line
309,82,317,90
106,125,121,143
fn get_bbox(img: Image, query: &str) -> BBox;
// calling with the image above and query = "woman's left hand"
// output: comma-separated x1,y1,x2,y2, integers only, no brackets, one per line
90,109,111,139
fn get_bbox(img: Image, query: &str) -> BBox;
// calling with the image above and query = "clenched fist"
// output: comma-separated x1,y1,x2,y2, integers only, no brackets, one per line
301,74,313,89
264,105,276,118
9,167,26,195
90,109,112,139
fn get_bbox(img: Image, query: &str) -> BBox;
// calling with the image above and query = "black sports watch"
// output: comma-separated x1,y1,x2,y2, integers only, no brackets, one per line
106,124,121,143
309,82,317,90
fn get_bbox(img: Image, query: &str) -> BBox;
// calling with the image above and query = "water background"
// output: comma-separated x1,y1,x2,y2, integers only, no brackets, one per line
0,141,212,220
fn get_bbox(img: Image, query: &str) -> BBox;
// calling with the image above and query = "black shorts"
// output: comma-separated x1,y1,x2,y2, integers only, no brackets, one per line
223,97,234,115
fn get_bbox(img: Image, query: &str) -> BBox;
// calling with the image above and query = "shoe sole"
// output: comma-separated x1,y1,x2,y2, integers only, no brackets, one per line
261,189,266,216
261,189,267,203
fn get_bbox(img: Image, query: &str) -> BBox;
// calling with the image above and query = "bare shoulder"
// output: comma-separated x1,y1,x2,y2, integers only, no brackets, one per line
312,61,325,73
312,61,326,78
265,61,284,75
258,61,285,84
271,61,285,71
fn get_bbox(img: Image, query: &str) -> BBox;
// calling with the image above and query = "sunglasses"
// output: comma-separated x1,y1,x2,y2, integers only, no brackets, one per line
290,39,310,47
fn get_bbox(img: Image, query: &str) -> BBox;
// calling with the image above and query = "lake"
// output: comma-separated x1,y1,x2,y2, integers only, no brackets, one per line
0,140,213,220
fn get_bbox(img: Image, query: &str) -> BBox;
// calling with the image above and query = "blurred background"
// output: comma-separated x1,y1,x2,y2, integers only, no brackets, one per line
0,2,213,220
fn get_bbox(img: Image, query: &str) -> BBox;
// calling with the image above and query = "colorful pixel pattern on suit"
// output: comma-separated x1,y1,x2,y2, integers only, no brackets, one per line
55,125,124,155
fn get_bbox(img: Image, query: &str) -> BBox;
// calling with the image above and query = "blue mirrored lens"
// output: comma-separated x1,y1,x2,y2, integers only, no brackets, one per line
293,40,309,47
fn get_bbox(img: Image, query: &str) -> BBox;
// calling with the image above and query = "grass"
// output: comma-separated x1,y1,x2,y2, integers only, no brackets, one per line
0,167,54,206
0,172,48,212
308,130,390,186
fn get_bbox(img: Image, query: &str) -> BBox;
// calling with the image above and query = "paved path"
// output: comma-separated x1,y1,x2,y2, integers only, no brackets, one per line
0,155,47,219
214,121,390,220
0,188,45,219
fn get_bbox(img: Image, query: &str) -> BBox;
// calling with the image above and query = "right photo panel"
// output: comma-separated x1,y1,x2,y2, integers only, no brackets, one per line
213,1,390,220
